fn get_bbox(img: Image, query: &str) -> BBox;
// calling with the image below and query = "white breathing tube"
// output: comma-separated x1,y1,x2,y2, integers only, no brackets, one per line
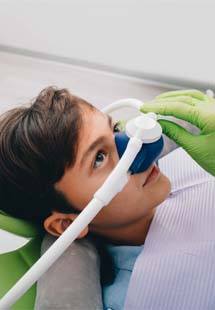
0,99,162,309
102,97,143,113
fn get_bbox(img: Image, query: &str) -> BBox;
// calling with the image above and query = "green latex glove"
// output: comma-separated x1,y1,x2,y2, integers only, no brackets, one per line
140,89,215,176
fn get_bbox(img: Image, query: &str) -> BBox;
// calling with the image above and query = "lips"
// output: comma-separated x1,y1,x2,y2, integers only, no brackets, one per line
142,164,160,186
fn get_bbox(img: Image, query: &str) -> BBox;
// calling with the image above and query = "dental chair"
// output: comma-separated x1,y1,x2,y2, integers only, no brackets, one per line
0,211,104,310
0,211,43,309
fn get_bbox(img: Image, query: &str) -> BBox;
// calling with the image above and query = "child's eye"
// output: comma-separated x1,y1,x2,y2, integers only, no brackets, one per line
113,121,121,133
93,151,107,169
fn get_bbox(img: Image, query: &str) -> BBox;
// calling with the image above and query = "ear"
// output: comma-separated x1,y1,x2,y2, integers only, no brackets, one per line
43,211,89,238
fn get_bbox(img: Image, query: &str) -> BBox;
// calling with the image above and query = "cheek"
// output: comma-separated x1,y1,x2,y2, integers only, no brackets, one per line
92,176,146,227
92,172,171,228
72,171,112,210
78,155,119,207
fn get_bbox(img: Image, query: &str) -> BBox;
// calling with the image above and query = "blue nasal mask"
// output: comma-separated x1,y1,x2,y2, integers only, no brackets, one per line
114,114,164,174
115,132,163,174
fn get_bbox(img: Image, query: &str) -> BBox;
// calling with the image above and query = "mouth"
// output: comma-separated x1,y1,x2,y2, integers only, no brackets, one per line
142,163,161,187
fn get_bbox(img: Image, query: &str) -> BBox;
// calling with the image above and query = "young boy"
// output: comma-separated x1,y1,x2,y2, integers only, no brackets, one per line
0,86,171,241
8,87,214,309
0,86,172,309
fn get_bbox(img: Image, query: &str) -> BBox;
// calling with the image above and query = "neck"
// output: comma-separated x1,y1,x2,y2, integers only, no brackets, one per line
91,210,155,246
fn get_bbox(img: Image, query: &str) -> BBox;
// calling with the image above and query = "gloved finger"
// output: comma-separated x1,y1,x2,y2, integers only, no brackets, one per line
156,89,206,101
158,119,195,149
156,89,215,104
140,101,202,129
151,96,199,106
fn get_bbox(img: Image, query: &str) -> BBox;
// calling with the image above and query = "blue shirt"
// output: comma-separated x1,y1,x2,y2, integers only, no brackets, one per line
102,244,143,310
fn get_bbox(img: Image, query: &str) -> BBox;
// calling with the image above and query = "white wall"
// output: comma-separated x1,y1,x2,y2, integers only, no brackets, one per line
0,0,215,88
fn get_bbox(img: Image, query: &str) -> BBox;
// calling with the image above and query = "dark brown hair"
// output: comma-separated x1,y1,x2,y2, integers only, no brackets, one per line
0,86,95,230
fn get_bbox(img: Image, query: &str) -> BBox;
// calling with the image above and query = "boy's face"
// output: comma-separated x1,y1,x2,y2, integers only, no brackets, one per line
52,106,171,243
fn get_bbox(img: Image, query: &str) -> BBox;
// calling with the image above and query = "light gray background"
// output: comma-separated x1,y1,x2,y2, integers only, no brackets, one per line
0,0,214,89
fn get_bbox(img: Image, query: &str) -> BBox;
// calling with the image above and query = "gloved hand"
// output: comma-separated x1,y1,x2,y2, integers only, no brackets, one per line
140,89,215,176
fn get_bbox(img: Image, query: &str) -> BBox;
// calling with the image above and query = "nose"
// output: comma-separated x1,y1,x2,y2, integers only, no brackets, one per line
115,132,163,174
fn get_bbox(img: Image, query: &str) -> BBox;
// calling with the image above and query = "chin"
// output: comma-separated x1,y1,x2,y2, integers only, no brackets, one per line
146,172,171,207
158,172,171,201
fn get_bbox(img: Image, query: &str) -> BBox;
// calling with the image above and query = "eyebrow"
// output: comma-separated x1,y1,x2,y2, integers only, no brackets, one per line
79,114,113,168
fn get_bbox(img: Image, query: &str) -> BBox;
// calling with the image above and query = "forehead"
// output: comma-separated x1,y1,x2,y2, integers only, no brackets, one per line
81,107,107,139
